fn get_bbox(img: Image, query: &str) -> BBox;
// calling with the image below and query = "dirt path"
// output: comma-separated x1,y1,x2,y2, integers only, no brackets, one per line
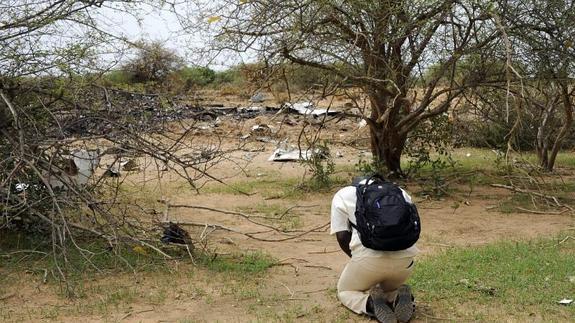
2,131,574,322
110,155,573,323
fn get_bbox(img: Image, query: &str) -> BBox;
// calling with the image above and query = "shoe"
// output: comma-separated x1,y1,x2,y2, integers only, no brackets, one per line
393,285,415,323
369,285,398,323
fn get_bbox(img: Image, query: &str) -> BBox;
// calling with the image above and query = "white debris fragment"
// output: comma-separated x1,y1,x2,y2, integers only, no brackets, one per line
251,124,269,131
251,124,272,136
47,149,100,188
15,183,29,193
239,106,265,112
558,299,573,305
268,147,326,162
286,102,336,116
466,153,471,157
358,119,367,129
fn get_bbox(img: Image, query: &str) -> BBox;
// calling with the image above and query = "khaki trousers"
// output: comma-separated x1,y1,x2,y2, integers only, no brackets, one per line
337,255,414,314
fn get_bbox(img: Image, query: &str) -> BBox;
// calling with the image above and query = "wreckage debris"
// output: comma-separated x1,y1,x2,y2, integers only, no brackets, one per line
103,168,121,177
161,222,193,246
46,149,101,189
284,102,340,117
268,146,328,162
121,159,140,171
250,92,266,103
15,183,30,193
56,87,344,137
251,124,272,136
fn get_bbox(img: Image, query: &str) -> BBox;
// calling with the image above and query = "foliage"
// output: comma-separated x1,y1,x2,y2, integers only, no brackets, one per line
354,158,386,177
193,0,500,174
102,69,132,86
0,231,169,282
402,114,456,196
421,54,508,86
213,68,243,85
456,84,575,152
122,40,184,84
300,143,336,190
177,66,216,87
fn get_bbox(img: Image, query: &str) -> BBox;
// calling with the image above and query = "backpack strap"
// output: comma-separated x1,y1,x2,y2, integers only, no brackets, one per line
349,221,358,230
349,174,385,232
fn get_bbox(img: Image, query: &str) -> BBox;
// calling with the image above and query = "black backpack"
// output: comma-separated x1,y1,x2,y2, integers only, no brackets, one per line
351,175,421,251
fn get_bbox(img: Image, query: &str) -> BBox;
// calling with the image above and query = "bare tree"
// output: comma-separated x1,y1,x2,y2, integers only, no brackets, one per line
181,0,500,175
0,0,248,285
501,0,575,171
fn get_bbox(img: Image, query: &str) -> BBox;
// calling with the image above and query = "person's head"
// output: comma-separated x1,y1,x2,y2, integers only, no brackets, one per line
351,173,386,186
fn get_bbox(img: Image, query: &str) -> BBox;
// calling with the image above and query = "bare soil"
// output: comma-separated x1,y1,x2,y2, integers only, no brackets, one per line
1,110,574,322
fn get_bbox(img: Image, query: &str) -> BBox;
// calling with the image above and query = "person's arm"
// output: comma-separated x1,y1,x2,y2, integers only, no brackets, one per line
336,230,352,258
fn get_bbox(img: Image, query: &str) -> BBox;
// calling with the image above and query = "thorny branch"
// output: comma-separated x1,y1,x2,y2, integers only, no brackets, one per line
0,83,252,284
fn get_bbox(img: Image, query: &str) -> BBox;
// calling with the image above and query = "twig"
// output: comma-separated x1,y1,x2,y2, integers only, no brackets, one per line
301,288,328,294
0,293,15,301
427,242,453,248
121,308,155,320
277,257,309,264
308,249,340,254
170,221,329,242
185,245,196,266
165,203,287,232
42,269,48,284
278,281,294,298
303,265,332,270
491,183,573,211
515,207,568,215
249,204,318,220
1,250,48,257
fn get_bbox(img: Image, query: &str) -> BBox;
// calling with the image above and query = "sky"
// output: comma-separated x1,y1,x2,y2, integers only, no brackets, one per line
95,3,251,70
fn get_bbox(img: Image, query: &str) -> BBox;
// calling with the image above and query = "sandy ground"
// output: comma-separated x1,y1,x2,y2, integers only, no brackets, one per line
1,111,574,322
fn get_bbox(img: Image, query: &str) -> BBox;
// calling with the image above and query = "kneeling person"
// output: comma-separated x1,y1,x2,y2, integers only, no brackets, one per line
331,175,420,323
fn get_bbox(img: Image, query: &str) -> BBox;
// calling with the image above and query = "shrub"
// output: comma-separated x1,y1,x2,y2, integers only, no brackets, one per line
178,66,216,87
122,40,183,84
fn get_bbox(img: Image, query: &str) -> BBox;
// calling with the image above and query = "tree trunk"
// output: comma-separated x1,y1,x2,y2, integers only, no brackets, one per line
365,89,409,177
368,121,407,177
545,85,574,171
536,103,554,170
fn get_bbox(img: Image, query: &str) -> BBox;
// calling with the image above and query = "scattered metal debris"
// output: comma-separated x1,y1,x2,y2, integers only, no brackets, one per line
255,136,276,143
121,159,140,171
47,149,101,188
251,124,272,136
161,222,193,246
250,92,266,103
558,299,573,305
285,102,339,116
15,183,29,193
268,146,327,162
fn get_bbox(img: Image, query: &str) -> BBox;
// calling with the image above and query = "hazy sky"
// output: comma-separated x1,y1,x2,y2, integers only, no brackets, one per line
96,3,250,70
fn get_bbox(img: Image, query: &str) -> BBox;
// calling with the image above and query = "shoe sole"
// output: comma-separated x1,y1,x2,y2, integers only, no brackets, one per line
373,299,397,323
394,285,414,323
371,286,398,323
